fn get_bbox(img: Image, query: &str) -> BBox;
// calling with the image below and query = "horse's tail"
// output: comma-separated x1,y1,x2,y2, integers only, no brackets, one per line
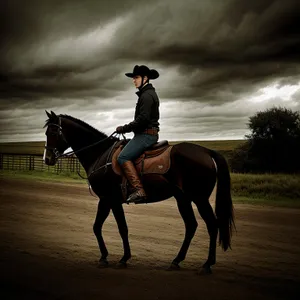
210,150,235,251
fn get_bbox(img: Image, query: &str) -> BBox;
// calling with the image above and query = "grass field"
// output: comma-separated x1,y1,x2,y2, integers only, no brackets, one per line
1,170,299,208
0,140,245,155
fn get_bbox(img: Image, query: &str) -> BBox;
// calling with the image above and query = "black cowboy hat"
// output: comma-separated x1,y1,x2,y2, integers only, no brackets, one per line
125,65,159,79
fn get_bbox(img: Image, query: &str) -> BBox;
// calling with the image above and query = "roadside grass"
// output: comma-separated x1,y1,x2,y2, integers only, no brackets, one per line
231,173,300,199
1,170,299,208
230,173,300,208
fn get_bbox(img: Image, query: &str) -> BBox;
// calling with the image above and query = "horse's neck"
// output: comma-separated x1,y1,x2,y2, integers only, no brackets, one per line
62,119,113,170
76,139,115,172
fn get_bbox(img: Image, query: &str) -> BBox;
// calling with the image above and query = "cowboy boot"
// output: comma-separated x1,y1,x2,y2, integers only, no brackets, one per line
121,161,147,203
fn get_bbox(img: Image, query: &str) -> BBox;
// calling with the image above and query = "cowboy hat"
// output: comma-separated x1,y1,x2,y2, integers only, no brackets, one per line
125,65,159,79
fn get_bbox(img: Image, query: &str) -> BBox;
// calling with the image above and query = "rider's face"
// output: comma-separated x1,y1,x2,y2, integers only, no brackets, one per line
133,75,142,88
133,75,148,88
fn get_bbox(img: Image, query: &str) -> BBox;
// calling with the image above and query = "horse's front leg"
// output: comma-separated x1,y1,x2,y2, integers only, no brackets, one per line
111,201,131,268
93,198,111,267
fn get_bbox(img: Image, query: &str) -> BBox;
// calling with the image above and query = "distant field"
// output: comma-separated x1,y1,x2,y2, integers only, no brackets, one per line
0,141,45,155
0,140,245,155
169,140,245,151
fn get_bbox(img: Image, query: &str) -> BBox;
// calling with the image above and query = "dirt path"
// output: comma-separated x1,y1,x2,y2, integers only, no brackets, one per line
0,178,299,300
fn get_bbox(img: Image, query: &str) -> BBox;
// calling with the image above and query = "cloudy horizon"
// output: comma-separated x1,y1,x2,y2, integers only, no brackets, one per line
1,0,300,143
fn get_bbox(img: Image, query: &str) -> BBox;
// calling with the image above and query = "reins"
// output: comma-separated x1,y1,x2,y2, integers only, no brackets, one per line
56,131,125,159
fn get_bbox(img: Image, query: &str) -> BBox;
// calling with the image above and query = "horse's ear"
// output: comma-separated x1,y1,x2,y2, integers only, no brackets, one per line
50,111,59,122
46,110,51,119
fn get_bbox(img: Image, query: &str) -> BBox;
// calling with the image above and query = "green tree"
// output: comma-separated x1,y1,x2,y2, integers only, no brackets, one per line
230,107,300,173
247,107,300,141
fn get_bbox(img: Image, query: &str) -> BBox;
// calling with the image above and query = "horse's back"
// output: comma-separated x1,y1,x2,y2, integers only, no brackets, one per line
171,142,216,171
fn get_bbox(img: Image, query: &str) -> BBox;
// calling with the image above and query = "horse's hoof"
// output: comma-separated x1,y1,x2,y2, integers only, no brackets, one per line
115,261,127,269
98,258,109,268
167,262,180,271
197,264,212,275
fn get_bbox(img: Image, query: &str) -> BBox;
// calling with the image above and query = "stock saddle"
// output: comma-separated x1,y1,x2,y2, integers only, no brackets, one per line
112,139,172,176
111,139,174,203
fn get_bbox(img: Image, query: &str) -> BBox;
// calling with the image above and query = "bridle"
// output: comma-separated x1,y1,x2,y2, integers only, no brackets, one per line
45,117,69,159
45,117,120,159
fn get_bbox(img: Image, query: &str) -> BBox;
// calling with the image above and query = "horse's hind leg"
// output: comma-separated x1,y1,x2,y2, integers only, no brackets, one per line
194,199,218,274
170,194,198,270
93,198,111,267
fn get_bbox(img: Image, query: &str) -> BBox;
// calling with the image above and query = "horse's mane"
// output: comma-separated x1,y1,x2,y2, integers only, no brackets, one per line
60,114,108,138
44,113,108,139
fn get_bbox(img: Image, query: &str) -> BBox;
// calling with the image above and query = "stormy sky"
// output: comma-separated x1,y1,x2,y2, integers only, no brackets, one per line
1,0,300,142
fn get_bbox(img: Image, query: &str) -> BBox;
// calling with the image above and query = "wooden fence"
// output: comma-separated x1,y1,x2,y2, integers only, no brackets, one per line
0,153,83,174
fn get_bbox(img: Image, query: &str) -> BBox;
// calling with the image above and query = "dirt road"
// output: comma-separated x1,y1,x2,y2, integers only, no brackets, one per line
0,178,299,299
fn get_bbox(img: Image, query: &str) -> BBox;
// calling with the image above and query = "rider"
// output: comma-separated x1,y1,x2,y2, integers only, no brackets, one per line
116,65,160,203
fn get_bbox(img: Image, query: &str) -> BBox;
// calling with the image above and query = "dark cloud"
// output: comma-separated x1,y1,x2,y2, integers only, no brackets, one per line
0,0,300,142
0,0,151,101
112,0,300,102
1,0,300,103
0,64,131,101
0,0,143,49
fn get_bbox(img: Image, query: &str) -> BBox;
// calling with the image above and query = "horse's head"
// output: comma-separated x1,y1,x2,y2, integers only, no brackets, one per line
43,110,69,166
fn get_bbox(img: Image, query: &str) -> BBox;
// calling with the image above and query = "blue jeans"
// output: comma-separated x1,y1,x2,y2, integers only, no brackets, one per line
117,133,158,165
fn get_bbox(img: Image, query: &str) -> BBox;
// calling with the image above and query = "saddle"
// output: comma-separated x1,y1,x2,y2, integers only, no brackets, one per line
112,140,173,176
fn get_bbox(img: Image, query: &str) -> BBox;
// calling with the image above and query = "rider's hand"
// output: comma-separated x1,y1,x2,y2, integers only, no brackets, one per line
116,126,124,133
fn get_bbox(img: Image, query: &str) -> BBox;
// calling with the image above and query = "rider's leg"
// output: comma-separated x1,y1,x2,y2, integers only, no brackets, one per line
117,133,158,203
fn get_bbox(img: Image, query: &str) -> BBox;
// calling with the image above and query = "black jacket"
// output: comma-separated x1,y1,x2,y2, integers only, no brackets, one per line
122,83,160,133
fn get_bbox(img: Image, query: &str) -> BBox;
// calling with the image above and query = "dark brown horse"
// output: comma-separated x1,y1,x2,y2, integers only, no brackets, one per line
43,110,235,273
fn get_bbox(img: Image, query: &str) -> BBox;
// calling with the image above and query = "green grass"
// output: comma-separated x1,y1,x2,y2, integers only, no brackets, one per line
231,173,300,199
230,173,300,208
1,170,299,208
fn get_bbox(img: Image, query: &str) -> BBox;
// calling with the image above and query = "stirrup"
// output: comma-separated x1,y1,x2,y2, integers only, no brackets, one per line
126,190,147,204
